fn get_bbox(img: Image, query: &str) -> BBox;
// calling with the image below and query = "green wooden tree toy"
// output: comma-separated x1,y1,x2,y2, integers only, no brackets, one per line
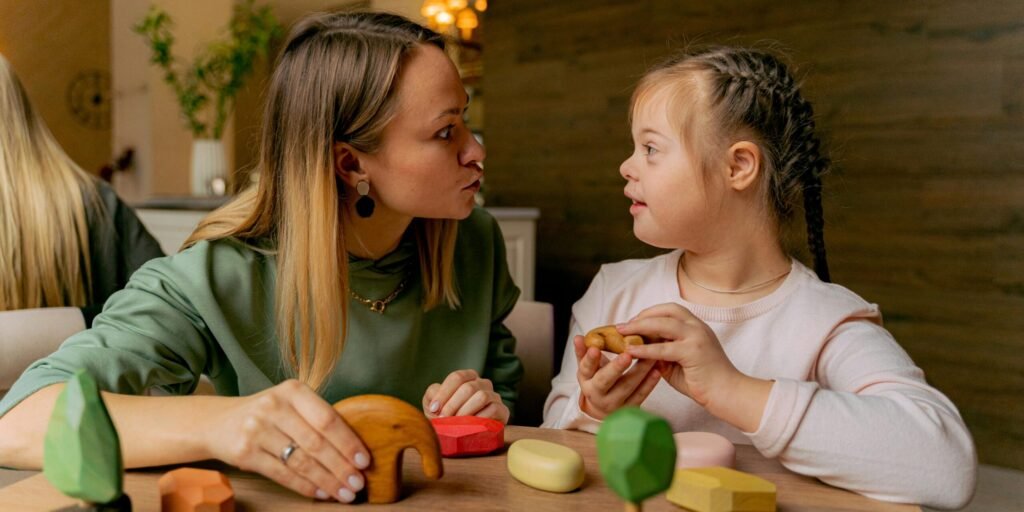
43,370,131,511
597,407,676,512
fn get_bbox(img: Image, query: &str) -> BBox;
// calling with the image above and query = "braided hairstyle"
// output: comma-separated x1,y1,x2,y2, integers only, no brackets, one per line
634,47,831,282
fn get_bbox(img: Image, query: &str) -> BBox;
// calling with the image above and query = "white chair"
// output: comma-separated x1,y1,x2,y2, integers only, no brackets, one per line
0,307,86,401
505,300,554,426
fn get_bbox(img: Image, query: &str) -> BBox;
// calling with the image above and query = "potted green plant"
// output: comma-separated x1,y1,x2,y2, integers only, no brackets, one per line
134,0,281,196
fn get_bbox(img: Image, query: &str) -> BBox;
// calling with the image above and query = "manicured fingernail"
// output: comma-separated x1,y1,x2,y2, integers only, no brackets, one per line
315,489,329,500
348,474,364,491
429,400,440,413
338,488,355,503
354,452,370,469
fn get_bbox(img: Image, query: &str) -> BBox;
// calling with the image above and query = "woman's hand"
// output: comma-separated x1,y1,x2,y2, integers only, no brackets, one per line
619,303,772,432
202,379,371,503
574,334,661,420
423,369,510,424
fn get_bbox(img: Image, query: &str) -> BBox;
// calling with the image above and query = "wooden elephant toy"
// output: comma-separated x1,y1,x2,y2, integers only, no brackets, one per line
332,394,444,503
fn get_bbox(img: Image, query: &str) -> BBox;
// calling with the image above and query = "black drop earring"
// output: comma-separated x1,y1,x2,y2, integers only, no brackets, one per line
355,180,375,218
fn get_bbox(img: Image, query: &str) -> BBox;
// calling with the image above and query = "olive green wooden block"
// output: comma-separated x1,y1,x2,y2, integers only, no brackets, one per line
43,370,125,506
597,407,676,504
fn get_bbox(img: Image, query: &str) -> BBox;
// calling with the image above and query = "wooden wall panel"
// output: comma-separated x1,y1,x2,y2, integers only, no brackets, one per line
484,0,1024,469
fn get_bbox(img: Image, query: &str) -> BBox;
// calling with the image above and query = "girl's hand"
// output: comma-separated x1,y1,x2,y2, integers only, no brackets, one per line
619,303,772,432
202,379,371,503
574,334,662,420
423,369,510,424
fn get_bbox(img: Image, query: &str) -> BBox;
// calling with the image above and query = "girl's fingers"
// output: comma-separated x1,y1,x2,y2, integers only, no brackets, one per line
454,389,493,417
626,340,685,362
587,352,634,394
573,335,587,360
617,316,689,342
606,358,656,400
624,367,662,406
577,346,602,380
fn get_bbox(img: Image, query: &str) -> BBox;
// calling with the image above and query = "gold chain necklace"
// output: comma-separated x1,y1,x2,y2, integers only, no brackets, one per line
680,258,791,295
350,278,408,314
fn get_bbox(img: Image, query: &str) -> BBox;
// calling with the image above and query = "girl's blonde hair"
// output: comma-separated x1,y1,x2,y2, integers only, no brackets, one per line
632,47,832,282
0,54,99,310
184,12,459,391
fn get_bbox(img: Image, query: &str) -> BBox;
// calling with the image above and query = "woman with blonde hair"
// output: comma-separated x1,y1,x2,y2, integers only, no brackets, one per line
0,54,163,389
0,11,521,504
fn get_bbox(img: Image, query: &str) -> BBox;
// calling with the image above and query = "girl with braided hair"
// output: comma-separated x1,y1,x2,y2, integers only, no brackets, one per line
543,47,975,509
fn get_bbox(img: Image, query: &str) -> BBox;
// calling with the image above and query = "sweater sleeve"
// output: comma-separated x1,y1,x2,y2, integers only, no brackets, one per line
481,213,524,415
541,270,604,432
0,254,215,418
746,319,977,509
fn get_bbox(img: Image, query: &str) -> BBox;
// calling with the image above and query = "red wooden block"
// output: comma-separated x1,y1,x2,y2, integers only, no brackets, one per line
430,416,504,457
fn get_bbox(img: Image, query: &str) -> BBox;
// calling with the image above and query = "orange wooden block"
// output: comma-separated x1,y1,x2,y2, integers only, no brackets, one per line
431,416,504,457
158,468,234,512
333,395,444,504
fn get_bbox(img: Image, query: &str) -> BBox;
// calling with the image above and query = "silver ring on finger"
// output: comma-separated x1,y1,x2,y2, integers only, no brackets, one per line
280,442,298,464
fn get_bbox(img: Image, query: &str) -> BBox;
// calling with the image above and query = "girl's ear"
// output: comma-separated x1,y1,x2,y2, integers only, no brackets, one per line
333,142,367,187
726,141,762,192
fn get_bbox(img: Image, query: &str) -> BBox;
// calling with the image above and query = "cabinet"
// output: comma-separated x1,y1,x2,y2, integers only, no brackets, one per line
136,204,539,300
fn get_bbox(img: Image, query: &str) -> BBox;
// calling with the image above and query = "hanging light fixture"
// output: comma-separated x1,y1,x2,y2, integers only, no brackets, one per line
421,0,484,42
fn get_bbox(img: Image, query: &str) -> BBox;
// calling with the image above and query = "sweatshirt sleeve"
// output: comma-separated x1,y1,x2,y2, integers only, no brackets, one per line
746,319,977,509
0,254,215,418
483,218,524,415
541,270,604,433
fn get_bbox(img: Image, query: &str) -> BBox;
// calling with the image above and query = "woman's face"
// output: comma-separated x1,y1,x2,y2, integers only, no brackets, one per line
358,44,484,220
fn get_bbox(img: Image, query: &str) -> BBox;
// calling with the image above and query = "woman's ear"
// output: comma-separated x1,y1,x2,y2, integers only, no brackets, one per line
727,141,762,192
333,142,366,187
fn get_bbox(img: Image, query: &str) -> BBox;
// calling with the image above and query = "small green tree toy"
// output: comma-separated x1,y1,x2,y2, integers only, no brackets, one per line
597,407,677,512
134,0,282,139
43,370,131,511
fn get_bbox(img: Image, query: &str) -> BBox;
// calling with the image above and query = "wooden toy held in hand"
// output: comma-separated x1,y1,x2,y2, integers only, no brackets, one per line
332,394,444,504
43,370,132,511
507,439,585,493
158,468,234,512
666,467,776,512
584,325,647,354
597,407,676,512
430,416,504,457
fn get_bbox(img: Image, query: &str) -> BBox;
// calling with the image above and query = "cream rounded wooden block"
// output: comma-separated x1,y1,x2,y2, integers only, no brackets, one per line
507,439,584,493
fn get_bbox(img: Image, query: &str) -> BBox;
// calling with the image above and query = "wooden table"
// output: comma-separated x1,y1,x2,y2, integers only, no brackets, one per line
0,426,921,511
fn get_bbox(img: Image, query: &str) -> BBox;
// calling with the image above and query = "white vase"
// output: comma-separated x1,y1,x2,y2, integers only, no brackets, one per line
190,138,227,196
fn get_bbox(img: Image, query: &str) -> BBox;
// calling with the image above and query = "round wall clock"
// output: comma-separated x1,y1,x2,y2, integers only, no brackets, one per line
66,70,111,130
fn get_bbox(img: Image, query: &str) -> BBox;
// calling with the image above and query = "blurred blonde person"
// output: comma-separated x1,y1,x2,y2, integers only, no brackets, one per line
0,54,163,390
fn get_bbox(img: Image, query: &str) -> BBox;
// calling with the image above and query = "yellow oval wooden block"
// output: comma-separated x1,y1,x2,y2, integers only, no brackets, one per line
507,439,584,493
666,467,776,512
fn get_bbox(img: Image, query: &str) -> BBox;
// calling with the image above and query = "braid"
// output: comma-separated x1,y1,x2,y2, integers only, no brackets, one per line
681,47,833,282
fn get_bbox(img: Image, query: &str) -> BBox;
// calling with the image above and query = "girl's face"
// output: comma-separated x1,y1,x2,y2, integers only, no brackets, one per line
619,92,724,250
358,44,485,220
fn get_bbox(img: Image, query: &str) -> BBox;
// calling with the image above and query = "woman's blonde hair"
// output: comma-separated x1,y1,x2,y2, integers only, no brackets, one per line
0,54,99,311
185,12,460,391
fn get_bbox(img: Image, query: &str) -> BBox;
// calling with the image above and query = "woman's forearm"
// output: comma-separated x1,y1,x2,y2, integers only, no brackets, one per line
0,384,233,469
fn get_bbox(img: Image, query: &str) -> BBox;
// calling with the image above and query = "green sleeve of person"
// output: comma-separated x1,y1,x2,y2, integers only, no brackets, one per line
43,370,125,506
597,407,676,510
